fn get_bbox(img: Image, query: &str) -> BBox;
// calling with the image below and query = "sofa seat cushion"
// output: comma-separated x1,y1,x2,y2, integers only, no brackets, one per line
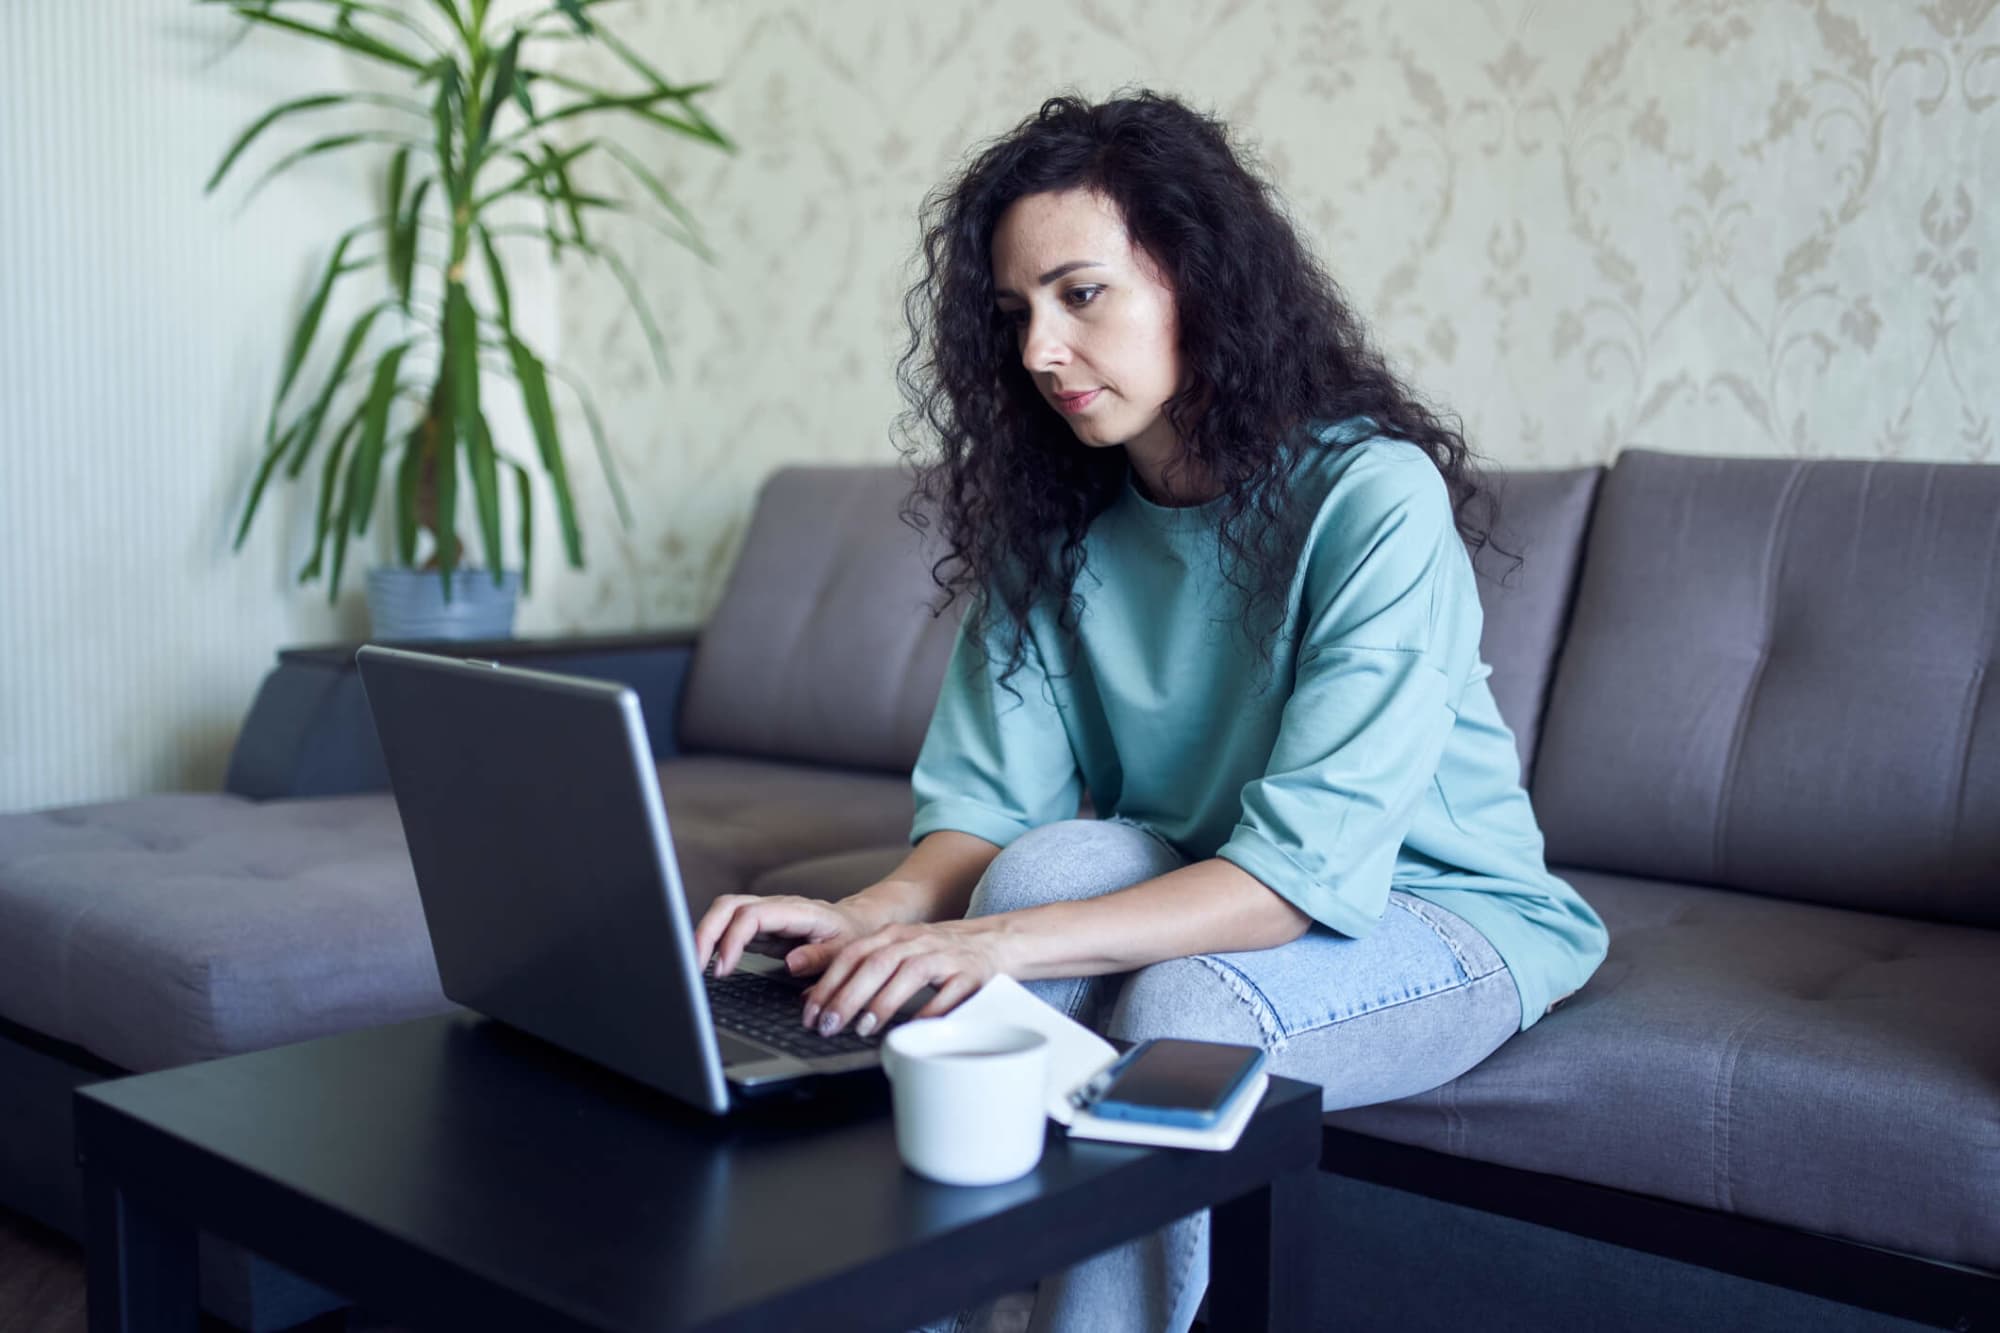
1324,869,2000,1272
0,759,913,1072
0,793,442,1072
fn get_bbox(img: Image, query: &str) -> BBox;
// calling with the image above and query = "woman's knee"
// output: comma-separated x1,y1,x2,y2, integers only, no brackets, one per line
966,818,1183,918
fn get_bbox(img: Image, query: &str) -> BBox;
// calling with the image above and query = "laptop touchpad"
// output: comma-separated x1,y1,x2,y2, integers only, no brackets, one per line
716,1030,784,1067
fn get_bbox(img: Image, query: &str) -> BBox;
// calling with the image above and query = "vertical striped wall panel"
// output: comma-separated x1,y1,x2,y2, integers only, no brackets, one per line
0,2,395,810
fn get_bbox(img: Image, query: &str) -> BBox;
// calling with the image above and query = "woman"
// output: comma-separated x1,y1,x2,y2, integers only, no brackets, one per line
693,90,1608,1333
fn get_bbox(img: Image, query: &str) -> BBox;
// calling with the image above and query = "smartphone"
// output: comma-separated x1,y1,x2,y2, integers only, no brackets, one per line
1081,1038,1267,1128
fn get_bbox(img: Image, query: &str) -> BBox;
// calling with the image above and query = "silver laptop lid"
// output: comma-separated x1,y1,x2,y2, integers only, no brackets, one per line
355,644,732,1115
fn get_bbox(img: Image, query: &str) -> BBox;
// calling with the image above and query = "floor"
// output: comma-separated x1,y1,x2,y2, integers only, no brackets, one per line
0,1205,420,1333
0,1207,83,1333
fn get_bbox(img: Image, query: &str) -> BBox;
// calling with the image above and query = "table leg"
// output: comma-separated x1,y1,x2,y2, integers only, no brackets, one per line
1208,1170,1314,1332
85,1166,199,1333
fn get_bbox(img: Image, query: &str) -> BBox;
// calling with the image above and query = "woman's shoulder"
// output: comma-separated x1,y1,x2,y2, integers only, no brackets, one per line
1289,418,1452,533
1287,423,1475,648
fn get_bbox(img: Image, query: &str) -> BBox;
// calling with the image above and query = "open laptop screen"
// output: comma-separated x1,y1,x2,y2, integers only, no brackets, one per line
355,645,732,1114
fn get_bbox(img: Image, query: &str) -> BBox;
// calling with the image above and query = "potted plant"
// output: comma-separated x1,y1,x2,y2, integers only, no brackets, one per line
205,0,729,639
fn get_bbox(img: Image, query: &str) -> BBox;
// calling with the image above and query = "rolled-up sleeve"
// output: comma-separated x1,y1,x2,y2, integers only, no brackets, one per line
1216,455,1470,936
910,615,1081,849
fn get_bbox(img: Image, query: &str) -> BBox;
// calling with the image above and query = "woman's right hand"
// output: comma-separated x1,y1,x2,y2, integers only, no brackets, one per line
693,893,889,979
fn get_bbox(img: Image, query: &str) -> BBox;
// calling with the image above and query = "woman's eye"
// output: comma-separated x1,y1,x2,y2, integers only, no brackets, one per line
995,289,1098,329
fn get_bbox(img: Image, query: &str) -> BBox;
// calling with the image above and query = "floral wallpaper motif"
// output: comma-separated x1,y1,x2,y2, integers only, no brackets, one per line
519,0,1999,636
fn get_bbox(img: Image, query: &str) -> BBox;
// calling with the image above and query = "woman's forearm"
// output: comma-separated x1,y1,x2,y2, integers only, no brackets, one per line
980,858,1313,980
840,829,1002,928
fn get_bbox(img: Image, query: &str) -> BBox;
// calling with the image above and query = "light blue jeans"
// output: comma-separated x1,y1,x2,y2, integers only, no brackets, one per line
911,818,1522,1333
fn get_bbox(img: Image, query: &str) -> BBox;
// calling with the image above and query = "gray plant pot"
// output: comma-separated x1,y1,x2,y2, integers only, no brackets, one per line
365,566,522,642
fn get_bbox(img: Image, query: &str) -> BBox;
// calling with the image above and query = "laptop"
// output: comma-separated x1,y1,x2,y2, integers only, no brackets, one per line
355,643,920,1115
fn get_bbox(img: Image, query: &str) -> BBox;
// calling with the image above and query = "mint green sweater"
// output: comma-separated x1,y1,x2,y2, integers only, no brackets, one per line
910,422,1608,1030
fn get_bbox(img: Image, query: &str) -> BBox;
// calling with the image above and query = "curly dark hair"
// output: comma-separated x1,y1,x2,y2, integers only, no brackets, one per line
894,88,1515,688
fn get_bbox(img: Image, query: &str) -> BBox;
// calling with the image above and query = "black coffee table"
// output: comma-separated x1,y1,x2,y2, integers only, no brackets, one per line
77,1011,1322,1332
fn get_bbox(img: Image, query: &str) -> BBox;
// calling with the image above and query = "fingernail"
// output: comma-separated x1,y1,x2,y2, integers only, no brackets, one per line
854,1013,878,1038
802,1002,820,1028
818,1012,840,1037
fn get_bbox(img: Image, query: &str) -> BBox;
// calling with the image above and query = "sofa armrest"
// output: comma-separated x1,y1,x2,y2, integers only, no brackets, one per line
223,631,702,800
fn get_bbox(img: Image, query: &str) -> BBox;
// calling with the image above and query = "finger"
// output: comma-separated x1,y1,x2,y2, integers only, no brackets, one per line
802,929,892,1008
818,941,921,1037
910,972,984,1020
800,937,875,1025
802,930,902,1029
786,931,851,976
715,899,838,976
853,956,951,1038
715,905,788,977
693,897,754,972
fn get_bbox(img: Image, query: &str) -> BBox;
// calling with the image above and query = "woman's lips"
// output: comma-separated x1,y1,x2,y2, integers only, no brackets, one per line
1053,389,1102,414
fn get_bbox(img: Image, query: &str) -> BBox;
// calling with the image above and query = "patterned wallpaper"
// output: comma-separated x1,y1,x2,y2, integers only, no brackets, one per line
520,0,1999,634
0,1,1990,809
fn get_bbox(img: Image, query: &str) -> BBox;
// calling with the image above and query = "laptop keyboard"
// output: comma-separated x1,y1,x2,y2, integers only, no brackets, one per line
704,969,886,1059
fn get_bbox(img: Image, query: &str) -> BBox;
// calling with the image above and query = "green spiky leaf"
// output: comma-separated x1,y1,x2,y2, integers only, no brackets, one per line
235,417,302,550
284,300,387,478
393,422,424,566
543,357,631,528
505,334,581,565
206,92,346,194
274,231,356,413
300,394,371,583
216,4,428,72
467,415,504,581
443,280,487,581
476,224,512,330
346,340,413,535
472,30,522,168
391,177,431,310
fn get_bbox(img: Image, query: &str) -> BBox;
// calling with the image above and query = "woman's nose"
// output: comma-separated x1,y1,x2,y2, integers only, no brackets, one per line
1020,314,1068,371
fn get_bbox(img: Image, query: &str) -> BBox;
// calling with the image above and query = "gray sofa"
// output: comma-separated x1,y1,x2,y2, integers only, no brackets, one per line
1,448,1995,1332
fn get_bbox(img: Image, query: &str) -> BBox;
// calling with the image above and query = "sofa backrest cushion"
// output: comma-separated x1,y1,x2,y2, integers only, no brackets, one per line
1470,465,1603,786
684,458,1602,784
679,466,961,772
1531,448,2000,926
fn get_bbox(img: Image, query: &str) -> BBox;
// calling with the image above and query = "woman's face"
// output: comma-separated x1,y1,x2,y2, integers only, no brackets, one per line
990,187,1185,472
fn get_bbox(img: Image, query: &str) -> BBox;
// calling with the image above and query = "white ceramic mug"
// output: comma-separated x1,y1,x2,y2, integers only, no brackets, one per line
880,1019,1050,1186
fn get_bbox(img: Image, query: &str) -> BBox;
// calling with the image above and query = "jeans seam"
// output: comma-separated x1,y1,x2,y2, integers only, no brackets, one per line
1278,970,1476,1039
1393,893,1504,983
1103,814,1181,860
1170,1207,1207,1332
1189,954,1290,1052
1191,899,1509,1043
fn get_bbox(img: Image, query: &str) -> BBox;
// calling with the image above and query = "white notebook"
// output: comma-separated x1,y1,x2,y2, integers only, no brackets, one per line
946,975,1269,1152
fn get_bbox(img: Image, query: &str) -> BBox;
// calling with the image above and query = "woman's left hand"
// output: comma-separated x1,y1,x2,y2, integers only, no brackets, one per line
795,919,1010,1038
